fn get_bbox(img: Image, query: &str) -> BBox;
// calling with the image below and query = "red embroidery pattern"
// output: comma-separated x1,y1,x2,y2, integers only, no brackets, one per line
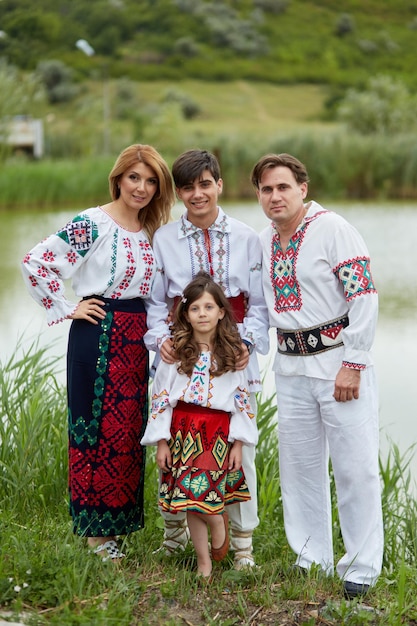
334,257,377,300
41,297,53,309
69,309,148,536
138,240,154,296
66,251,78,265
48,279,60,293
270,227,306,312
342,360,365,370
42,250,56,263
110,239,154,299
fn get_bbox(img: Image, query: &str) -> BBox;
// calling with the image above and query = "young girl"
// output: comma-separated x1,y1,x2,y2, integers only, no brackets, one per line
141,272,258,579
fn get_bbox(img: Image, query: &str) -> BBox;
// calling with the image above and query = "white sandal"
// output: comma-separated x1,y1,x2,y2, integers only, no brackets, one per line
153,519,190,555
92,540,125,561
230,530,257,570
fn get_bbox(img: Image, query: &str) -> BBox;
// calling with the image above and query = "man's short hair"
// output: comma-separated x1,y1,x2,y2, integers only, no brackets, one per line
251,153,309,188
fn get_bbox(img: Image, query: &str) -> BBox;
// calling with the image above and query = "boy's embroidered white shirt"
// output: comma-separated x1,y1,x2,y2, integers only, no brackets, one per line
144,207,270,391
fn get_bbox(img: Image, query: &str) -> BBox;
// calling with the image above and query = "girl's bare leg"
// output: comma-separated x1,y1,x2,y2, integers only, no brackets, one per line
187,511,228,576
187,512,212,577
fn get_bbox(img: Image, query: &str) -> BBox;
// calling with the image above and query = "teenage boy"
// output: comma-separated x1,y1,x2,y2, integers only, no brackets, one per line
145,149,269,569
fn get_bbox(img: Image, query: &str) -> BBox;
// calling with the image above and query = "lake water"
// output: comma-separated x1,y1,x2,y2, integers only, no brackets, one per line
2,201,417,484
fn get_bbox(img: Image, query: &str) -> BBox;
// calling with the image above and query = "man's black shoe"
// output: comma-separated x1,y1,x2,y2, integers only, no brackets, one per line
288,564,308,576
343,580,370,599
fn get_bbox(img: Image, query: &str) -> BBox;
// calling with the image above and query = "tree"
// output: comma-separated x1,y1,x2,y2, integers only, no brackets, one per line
0,59,46,158
36,60,79,104
0,59,45,119
337,75,417,135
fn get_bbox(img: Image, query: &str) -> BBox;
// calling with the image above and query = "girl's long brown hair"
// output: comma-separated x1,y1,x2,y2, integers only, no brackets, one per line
172,272,244,377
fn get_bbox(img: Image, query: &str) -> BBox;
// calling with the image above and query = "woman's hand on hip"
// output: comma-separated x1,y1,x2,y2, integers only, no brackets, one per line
69,297,106,324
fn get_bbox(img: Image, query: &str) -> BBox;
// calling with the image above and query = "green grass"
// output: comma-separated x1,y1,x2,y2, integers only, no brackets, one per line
2,343,417,624
136,80,331,133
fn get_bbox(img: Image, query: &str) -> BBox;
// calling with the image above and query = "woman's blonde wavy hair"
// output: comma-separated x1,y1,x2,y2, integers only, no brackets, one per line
108,144,175,242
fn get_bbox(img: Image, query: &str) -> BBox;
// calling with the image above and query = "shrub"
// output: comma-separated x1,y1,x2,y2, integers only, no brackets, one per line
162,87,201,120
334,13,355,37
36,60,78,104
337,74,417,135
173,36,200,58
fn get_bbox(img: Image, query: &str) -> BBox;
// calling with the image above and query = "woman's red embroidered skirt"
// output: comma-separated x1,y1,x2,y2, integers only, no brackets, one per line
67,297,148,537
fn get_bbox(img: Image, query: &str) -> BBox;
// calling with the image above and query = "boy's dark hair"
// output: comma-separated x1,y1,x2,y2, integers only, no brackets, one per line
172,271,243,377
172,150,221,188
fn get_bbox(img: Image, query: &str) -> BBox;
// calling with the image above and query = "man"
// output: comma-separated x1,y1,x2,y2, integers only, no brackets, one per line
251,153,383,598
145,149,269,569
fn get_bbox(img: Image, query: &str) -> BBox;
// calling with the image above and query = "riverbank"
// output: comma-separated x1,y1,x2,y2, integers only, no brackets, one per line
3,125,417,210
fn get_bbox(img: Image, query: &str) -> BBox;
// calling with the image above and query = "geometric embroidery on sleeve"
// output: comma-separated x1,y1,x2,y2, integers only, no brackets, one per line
342,360,366,370
334,257,377,300
151,389,170,418
57,214,99,257
234,386,254,419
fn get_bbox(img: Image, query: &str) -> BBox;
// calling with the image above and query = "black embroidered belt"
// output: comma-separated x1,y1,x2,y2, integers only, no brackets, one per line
277,315,349,356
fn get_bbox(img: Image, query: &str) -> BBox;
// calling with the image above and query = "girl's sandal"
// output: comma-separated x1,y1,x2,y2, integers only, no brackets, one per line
196,571,213,585
92,540,125,562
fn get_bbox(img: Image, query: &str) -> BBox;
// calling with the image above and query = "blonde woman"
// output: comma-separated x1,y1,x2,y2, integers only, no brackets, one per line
22,144,175,560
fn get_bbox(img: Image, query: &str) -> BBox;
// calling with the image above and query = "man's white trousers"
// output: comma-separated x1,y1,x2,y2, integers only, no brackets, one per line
275,367,383,585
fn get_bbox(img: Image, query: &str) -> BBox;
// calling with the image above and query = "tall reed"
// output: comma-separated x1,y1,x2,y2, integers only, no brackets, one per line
2,344,417,623
0,338,67,510
2,130,417,211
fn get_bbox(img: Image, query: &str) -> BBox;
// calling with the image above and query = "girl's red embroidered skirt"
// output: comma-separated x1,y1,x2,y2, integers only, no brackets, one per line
159,400,251,515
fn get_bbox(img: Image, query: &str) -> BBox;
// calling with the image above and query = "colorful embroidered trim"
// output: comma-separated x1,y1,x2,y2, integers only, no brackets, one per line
277,315,349,356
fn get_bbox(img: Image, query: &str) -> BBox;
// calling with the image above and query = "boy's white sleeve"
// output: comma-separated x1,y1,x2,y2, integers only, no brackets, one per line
243,232,270,355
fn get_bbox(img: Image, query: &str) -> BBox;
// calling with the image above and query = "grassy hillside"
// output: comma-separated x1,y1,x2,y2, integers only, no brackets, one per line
1,0,417,88
138,80,331,134
2,0,417,203
32,78,333,165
